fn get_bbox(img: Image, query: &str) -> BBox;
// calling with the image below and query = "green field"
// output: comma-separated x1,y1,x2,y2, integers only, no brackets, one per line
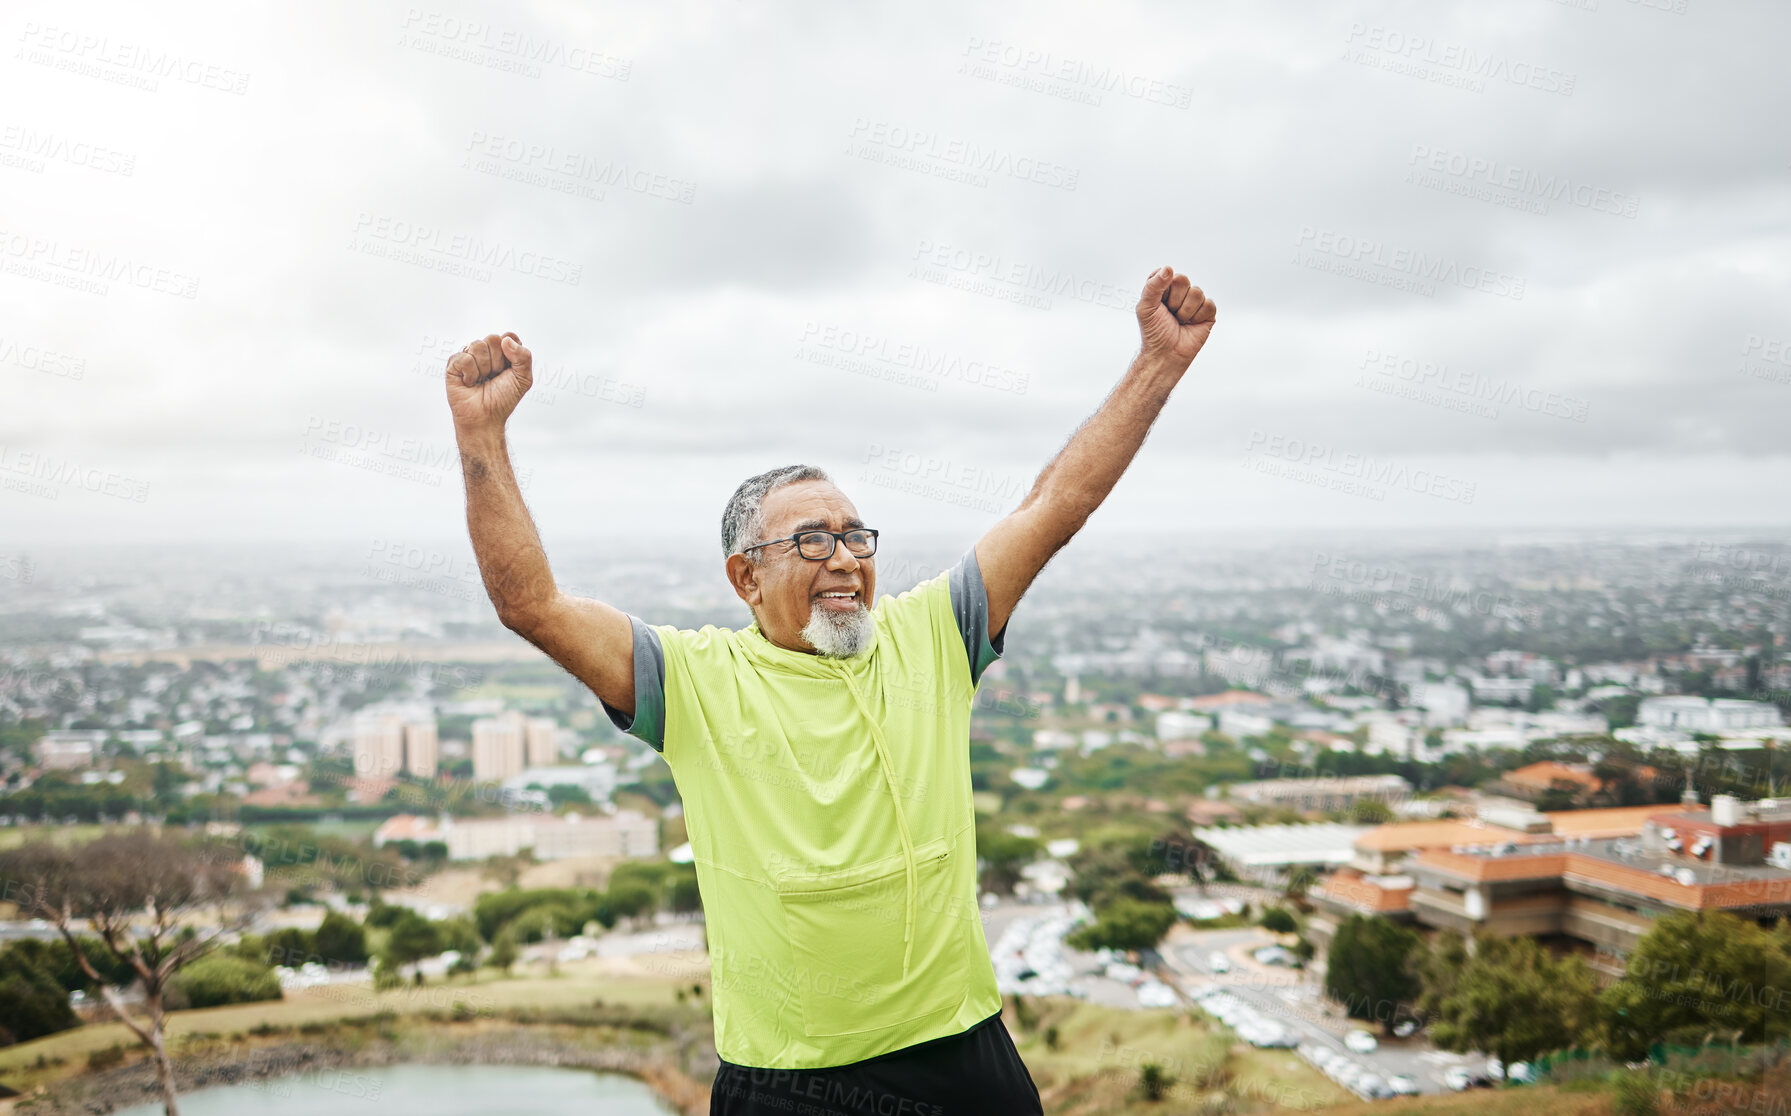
245,817,382,841
0,823,114,851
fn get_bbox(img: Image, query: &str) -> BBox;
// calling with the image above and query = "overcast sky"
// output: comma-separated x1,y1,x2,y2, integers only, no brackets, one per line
5,0,1789,553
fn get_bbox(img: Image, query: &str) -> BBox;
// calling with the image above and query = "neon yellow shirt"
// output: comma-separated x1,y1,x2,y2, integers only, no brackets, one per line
607,548,1005,1068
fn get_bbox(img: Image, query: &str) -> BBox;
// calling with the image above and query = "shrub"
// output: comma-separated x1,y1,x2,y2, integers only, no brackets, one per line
1611,1070,1659,1116
87,1045,128,1072
1137,1062,1174,1102
167,954,282,1010
0,949,80,1044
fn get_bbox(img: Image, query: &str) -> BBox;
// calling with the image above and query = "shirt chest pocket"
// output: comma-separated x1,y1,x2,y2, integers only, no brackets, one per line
771,835,969,1038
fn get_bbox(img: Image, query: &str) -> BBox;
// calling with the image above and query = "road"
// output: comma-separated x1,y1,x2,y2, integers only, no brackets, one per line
1164,928,1486,1096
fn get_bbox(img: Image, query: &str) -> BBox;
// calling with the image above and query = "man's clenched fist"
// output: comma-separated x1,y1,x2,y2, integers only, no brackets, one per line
1135,267,1217,372
447,332,532,432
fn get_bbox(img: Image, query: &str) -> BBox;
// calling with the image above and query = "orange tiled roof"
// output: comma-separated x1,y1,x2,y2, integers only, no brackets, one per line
1354,820,1515,853
1506,761,1600,791
1541,805,1664,838
1411,848,1791,911
1318,870,1414,912
1188,690,1271,711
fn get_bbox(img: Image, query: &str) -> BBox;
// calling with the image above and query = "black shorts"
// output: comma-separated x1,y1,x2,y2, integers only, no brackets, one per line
709,1010,1043,1116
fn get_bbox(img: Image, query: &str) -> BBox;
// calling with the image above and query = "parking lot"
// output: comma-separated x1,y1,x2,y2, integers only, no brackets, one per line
982,900,1506,1100
986,900,1187,1012
1166,927,1499,1098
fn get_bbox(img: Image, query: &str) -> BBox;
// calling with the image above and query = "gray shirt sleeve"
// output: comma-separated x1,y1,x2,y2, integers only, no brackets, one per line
948,544,1007,687
600,615,667,752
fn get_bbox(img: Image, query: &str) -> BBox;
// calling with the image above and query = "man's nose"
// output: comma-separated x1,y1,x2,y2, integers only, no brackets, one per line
826,542,861,572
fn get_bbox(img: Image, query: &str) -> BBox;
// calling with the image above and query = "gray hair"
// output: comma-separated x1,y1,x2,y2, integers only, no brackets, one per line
721,464,833,560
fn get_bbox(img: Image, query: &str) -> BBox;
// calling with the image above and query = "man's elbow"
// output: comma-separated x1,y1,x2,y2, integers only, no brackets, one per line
496,599,548,638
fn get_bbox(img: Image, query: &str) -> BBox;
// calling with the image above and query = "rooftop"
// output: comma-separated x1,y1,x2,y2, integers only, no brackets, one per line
1412,836,1791,912
1541,805,1668,838
1193,822,1371,868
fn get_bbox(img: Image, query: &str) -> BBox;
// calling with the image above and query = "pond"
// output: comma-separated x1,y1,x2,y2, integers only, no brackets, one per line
112,1063,679,1115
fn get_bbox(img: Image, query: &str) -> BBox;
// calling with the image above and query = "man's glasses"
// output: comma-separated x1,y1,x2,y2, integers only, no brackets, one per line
741,528,879,561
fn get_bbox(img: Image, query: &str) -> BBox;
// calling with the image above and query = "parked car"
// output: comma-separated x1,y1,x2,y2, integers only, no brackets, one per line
1345,1029,1379,1054
1105,961,1143,982
1208,951,1232,973
1444,1068,1492,1091
1356,1074,1393,1099
1508,1061,1537,1084
1253,945,1294,966
1136,981,1178,1009
1392,1018,1420,1038
1389,1074,1420,1096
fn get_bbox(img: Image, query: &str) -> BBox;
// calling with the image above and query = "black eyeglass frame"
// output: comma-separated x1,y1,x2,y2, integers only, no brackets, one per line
739,528,879,561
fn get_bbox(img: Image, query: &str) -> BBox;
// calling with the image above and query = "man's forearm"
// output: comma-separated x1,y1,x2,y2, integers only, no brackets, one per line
1019,353,1186,531
456,425,557,625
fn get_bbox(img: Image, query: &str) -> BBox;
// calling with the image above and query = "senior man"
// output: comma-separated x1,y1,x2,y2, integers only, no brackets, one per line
445,266,1216,1114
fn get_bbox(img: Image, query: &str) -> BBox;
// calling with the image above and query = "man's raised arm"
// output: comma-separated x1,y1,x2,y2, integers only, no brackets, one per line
447,333,638,716
976,267,1218,637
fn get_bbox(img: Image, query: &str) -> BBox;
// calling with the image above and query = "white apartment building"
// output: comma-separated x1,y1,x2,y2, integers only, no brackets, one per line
1638,696,1784,732
472,712,527,783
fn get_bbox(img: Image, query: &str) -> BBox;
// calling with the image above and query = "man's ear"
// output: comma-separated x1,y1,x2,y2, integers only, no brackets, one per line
725,553,764,611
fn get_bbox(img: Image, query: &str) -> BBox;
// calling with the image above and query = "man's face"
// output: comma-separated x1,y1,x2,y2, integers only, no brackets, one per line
726,480,877,656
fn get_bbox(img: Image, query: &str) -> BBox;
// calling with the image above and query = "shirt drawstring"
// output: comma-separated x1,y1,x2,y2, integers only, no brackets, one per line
839,667,918,979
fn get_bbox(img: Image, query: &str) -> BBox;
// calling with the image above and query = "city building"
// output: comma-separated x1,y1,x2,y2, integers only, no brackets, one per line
1467,675,1534,705
373,809,659,861
352,712,404,778
1310,803,1680,950
1226,773,1411,814
1409,681,1470,727
472,712,527,783
1638,696,1784,732
501,762,618,805
403,721,438,778
352,707,437,779
1190,822,1371,883
1316,795,1791,975
34,730,104,770
1489,761,1604,805
525,716,560,767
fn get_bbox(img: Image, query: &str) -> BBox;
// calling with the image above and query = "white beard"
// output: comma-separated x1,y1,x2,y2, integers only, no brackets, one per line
801,598,877,658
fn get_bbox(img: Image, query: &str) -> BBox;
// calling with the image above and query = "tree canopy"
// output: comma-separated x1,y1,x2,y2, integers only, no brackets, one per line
1324,914,1421,1033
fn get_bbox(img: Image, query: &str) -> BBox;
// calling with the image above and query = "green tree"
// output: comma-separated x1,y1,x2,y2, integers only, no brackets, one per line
1347,799,1394,825
1259,906,1298,934
260,927,313,967
1426,934,1597,1063
486,926,519,974
380,910,444,980
312,911,369,967
1413,932,1469,1022
1599,910,1791,1059
975,825,1041,895
0,948,80,1045
605,881,658,925
1068,838,1171,910
1,831,263,1116
1323,914,1421,1034
1065,899,1179,953
1282,865,1317,905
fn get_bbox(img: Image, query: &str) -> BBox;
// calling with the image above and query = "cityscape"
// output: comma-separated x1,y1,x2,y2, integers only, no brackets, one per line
3,527,1790,1111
